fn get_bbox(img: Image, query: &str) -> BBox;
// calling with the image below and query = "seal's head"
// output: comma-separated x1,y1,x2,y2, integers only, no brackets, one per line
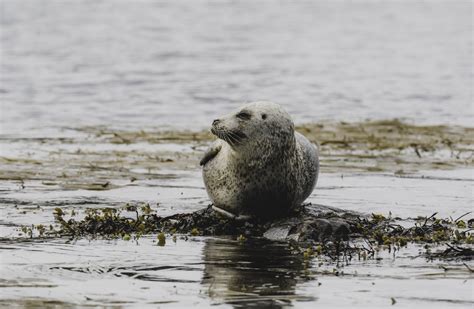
211,101,295,154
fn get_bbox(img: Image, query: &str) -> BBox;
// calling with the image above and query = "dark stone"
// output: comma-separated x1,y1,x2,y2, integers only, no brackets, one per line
158,203,357,243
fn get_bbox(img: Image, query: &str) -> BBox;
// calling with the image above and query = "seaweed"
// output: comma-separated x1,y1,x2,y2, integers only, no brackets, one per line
21,204,473,262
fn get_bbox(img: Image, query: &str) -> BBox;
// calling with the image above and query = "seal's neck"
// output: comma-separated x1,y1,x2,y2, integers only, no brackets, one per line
237,133,296,163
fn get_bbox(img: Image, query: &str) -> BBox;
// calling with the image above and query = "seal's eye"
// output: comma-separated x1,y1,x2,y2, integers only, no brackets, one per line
236,111,251,120
261,114,267,120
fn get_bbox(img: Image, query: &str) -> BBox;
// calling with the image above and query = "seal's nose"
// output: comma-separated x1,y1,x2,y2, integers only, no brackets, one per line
212,119,220,126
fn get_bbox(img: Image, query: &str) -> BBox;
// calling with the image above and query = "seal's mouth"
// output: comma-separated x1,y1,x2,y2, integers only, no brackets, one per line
211,126,246,147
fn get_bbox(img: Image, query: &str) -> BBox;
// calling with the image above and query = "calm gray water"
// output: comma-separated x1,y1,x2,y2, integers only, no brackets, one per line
1,0,472,136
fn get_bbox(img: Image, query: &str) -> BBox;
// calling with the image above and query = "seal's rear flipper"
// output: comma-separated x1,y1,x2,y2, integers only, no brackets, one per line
212,205,251,221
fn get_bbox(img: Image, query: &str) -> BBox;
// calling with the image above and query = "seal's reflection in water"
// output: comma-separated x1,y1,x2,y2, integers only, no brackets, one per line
202,238,317,308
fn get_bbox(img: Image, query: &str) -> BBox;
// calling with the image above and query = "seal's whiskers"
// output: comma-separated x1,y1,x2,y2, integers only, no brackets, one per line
226,130,241,146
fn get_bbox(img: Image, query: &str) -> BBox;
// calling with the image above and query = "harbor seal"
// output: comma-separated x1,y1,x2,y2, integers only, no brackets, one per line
200,101,319,219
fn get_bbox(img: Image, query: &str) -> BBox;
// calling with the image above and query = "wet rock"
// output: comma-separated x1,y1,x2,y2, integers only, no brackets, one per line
263,216,350,242
161,204,354,243
263,225,292,241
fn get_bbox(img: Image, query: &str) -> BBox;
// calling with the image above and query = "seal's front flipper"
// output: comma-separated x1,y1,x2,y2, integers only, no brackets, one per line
200,144,222,166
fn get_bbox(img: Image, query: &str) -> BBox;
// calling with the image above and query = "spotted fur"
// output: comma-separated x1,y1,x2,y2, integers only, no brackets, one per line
201,101,319,219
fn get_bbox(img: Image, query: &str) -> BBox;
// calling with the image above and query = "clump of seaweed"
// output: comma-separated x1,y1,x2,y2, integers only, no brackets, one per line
51,204,161,239
48,205,274,239
19,204,473,261
348,212,473,260
352,212,473,246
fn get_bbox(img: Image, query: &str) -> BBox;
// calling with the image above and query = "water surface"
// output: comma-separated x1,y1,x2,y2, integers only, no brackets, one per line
1,0,472,136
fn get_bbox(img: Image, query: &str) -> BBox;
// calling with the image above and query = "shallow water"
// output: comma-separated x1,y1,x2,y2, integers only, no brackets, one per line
1,236,473,308
1,162,473,307
1,0,473,307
